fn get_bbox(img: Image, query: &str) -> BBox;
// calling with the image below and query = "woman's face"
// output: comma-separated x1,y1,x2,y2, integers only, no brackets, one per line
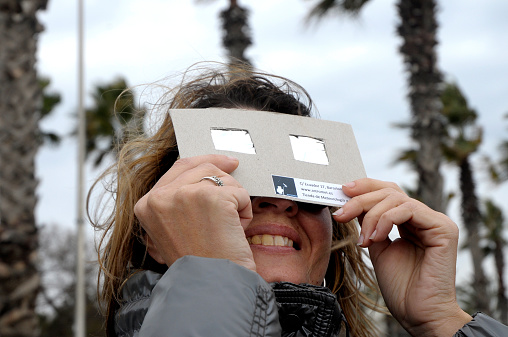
245,197,333,285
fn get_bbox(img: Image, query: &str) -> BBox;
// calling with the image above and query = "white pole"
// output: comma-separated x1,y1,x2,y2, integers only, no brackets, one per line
75,0,86,335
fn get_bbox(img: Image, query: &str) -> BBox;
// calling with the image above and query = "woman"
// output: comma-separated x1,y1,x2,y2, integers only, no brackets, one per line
91,64,506,336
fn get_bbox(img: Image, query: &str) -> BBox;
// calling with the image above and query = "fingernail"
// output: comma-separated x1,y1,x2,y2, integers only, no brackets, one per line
369,230,377,240
344,181,356,188
332,208,343,217
357,234,364,246
227,156,238,161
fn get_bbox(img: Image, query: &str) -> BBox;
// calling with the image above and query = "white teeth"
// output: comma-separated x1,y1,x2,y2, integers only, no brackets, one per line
262,234,274,246
247,235,294,247
274,235,285,246
251,235,262,245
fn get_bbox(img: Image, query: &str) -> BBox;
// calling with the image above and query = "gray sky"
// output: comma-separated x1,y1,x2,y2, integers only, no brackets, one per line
36,0,508,280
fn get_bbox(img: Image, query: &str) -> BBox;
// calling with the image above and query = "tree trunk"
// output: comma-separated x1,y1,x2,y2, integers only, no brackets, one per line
494,236,508,323
0,1,48,336
459,157,490,314
220,0,252,69
397,0,445,212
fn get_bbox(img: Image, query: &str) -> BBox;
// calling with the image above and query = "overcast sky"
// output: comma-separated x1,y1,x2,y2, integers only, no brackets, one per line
36,0,508,280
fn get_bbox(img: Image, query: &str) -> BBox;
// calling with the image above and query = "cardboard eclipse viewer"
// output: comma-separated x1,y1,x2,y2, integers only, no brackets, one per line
170,108,366,207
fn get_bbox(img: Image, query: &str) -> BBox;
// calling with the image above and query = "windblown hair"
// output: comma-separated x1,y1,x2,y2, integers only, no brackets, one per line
89,63,383,337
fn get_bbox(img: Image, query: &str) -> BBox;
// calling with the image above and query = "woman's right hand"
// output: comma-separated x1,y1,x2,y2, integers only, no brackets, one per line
134,154,256,272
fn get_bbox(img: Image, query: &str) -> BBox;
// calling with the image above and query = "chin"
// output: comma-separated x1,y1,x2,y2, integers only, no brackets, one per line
258,273,302,284
250,247,326,286
255,265,309,285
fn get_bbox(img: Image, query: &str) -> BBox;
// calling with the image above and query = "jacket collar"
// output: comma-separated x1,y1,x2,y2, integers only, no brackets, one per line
272,282,348,337
116,270,348,337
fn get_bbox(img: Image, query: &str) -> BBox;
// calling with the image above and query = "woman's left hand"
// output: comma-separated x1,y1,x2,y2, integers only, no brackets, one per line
333,178,471,337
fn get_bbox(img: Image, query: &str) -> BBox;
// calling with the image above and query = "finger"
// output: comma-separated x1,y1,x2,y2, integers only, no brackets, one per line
138,185,252,244
373,204,415,242
187,185,253,226
367,237,392,266
367,202,458,249
227,187,253,228
157,154,239,186
155,160,243,191
364,205,420,267
146,236,165,264
198,175,225,187
175,166,244,190
342,178,405,197
333,187,408,223
190,168,243,188
362,204,415,249
356,193,409,246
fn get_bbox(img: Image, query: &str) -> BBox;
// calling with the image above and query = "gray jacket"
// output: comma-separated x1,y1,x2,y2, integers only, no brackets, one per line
114,256,508,337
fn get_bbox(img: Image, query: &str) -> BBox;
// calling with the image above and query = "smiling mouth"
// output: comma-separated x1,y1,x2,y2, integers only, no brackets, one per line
247,235,300,250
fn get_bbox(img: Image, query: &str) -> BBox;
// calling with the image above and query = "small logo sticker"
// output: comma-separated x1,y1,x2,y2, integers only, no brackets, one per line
272,175,350,206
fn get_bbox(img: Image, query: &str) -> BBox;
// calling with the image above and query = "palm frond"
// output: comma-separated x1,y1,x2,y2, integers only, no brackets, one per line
305,0,371,22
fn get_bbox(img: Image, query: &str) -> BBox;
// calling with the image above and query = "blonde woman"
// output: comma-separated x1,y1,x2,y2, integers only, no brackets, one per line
91,64,507,336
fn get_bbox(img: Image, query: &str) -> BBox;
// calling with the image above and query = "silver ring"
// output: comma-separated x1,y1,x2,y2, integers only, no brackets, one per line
199,176,224,187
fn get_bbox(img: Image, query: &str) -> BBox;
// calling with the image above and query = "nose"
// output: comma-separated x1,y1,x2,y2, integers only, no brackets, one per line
251,197,299,217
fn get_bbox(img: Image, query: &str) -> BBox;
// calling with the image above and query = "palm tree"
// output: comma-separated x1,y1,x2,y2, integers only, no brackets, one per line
498,133,508,181
440,82,490,314
394,82,491,314
199,0,253,69
83,78,145,167
306,0,445,212
0,1,48,336
487,114,508,184
482,199,507,323
220,0,252,68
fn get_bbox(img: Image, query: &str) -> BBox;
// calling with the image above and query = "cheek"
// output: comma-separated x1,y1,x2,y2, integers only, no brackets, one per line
302,210,333,254
314,213,333,272
306,211,333,284
316,211,333,243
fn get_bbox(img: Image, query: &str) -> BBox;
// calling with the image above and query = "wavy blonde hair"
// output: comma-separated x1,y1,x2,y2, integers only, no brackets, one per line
89,63,385,336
